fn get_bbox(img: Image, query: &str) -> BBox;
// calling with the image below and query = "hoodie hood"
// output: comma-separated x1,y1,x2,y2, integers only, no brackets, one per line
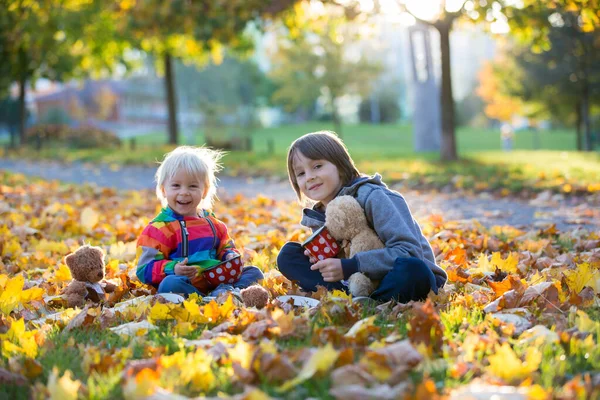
300,174,386,229
338,174,386,197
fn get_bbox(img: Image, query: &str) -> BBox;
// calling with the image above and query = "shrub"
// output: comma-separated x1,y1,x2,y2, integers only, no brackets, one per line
24,124,121,149
67,125,121,149
24,124,70,144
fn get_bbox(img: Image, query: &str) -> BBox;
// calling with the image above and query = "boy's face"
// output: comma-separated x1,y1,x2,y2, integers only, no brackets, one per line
162,169,207,216
292,151,342,207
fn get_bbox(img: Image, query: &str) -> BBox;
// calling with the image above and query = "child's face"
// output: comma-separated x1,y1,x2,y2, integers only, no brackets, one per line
162,169,207,216
292,151,343,207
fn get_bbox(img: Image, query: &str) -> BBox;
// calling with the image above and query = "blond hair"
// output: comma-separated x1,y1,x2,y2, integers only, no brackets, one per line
287,131,360,202
155,146,223,210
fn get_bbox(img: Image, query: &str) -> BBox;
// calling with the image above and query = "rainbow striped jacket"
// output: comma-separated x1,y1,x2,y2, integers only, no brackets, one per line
136,207,239,286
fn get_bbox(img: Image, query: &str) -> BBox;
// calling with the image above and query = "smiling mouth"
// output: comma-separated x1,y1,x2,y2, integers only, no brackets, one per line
177,200,192,206
308,184,322,191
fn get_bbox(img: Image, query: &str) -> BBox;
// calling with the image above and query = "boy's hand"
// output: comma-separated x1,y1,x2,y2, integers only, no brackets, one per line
304,249,317,264
174,258,197,278
311,258,343,282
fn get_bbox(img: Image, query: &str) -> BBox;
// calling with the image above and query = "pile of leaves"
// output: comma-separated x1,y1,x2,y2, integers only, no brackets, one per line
0,171,599,399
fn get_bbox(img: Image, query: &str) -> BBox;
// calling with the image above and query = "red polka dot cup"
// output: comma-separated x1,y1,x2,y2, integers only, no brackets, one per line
202,255,243,289
302,226,340,261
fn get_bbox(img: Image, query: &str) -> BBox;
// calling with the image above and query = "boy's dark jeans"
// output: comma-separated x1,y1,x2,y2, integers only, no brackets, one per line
277,242,440,303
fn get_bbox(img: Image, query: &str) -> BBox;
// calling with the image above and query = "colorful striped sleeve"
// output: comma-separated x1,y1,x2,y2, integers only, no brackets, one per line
212,217,240,261
136,222,177,286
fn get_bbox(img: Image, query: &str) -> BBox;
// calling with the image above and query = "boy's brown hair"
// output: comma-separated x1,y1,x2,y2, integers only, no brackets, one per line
287,131,360,202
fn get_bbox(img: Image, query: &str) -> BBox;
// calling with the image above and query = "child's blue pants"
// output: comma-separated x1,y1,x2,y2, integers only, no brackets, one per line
277,242,440,303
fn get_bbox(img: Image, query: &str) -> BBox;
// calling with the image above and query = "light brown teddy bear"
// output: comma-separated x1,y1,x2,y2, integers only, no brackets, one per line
62,245,117,308
325,195,384,297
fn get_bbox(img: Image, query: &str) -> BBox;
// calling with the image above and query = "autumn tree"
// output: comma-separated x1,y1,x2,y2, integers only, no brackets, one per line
268,4,382,136
499,1,600,151
0,0,132,146
476,61,523,124
117,0,299,145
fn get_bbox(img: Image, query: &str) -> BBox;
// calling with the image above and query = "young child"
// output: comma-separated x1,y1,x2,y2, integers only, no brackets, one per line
277,131,447,303
136,146,263,297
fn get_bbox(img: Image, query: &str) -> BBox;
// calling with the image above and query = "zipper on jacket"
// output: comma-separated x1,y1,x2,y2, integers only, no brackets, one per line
179,220,189,258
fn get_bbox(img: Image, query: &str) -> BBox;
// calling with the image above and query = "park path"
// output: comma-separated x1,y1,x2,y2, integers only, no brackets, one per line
1,158,597,232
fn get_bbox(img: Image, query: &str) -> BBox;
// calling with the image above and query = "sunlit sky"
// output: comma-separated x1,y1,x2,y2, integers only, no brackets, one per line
337,0,510,33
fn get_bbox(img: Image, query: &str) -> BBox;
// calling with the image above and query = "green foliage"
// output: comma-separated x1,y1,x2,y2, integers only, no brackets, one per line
269,4,383,129
491,13,599,123
456,89,487,127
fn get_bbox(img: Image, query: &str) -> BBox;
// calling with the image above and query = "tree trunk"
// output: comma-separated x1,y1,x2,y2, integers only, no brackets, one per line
581,82,591,151
575,100,582,151
164,53,179,145
330,92,342,138
18,48,27,147
437,20,457,161
18,77,26,147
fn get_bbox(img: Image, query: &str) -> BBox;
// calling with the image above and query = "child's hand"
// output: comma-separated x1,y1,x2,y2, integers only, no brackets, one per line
174,258,197,279
311,258,343,282
304,249,317,264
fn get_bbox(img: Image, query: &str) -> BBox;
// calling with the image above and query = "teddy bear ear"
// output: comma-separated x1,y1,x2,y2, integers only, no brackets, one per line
64,253,76,268
90,246,105,260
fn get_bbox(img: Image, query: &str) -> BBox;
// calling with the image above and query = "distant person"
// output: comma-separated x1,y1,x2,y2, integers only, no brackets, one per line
501,124,514,152
136,146,263,297
276,131,447,302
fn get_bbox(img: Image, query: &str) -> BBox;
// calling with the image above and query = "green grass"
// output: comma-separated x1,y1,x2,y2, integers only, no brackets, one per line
2,123,599,195
115,122,583,155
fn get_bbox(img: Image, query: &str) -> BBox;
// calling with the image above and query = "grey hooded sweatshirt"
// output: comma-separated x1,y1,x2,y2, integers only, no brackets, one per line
300,174,447,286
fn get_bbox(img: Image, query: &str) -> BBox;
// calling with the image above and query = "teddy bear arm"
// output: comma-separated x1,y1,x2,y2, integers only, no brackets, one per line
63,281,88,308
63,280,87,296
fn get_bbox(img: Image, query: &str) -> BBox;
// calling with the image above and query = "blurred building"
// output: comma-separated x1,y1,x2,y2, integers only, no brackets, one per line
31,77,202,138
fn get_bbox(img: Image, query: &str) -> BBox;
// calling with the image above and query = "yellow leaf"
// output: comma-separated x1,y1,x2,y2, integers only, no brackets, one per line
109,241,137,262
53,264,72,282
278,344,339,392
527,384,550,400
229,339,253,370
47,368,81,400
576,310,600,333
272,308,295,337
0,274,8,288
330,289,352,301
473,252,518,274
1,238,22,258
345,316,377,338
0,275,24,314
203,300,221,323
219,294,236,318
80,207,99,231
245,389,272,400
183,298,204,323
564,263,599,294
487,343,541,382
21,286,44,303
149,303,172,321
123,368,159,400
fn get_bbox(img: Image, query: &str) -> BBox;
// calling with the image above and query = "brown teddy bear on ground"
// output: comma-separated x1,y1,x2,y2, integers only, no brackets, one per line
240,285,270,308
62,244,117,308
325,195,384,297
